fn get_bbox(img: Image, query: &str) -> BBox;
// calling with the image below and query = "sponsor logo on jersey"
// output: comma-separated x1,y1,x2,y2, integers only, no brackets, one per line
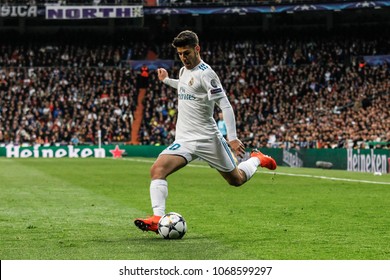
179,87,196,100
179,94,196,100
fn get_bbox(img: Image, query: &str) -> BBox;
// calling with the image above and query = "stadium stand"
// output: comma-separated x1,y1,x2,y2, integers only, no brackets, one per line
1,30,389,149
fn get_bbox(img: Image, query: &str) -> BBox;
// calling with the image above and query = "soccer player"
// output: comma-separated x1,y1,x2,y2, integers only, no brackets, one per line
134,30,277,233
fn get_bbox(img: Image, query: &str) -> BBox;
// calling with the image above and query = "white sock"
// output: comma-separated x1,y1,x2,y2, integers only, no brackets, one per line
150,179,168,217
238,157,260,181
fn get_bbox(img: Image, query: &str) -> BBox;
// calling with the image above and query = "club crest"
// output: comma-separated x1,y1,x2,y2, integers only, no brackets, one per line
188,77,194,86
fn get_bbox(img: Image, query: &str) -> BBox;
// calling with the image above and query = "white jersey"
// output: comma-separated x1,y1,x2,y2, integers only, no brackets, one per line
175,60,226,140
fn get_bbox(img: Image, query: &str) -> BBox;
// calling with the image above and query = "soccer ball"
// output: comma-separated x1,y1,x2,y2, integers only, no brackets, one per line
158,212,187,239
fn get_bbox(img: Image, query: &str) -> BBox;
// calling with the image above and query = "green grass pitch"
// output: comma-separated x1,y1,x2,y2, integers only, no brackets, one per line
0,157,389,260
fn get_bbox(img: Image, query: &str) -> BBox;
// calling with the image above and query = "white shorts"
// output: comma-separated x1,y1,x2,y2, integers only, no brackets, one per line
159,135,237,172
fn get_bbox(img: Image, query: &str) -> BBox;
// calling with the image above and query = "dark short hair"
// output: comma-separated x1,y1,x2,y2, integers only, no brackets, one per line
172,30,199,48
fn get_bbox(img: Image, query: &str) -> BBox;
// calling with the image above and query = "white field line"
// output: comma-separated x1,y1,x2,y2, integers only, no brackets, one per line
118,157,390,186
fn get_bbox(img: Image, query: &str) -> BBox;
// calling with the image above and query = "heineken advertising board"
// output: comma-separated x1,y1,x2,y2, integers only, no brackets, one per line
0,145,389,174
0,145,164,159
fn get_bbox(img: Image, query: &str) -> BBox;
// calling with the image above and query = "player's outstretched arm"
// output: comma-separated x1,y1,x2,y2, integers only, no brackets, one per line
216,96,246,158
158,68,179,89
157,68,168,81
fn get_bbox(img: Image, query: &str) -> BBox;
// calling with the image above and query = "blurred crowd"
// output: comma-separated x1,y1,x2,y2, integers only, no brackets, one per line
0,32,389,149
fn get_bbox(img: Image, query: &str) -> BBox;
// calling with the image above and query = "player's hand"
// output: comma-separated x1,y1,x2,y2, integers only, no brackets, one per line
228,139,246,158
157,68,169,81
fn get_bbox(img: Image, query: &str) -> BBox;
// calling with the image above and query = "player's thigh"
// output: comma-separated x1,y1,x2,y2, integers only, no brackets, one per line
152,141,195,179
196,137,236,173
151,154,187,179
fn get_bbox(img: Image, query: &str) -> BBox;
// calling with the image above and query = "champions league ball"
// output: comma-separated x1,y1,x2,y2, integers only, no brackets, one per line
158,212,187,239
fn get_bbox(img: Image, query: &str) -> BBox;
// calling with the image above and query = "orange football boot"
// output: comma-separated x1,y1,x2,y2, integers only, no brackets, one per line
134,215,161,233
250,149,277,170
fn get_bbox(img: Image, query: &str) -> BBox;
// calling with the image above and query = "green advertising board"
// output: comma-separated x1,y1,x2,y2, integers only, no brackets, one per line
0,145,389,174
262,148,389,174
0,144,165,159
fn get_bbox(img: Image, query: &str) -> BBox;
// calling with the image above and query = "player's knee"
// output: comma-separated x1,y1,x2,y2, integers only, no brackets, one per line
228,178,244,187
150,164,159,178
150,164,165,179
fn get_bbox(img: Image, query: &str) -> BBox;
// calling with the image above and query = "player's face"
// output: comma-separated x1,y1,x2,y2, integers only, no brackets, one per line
176,45,200,69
